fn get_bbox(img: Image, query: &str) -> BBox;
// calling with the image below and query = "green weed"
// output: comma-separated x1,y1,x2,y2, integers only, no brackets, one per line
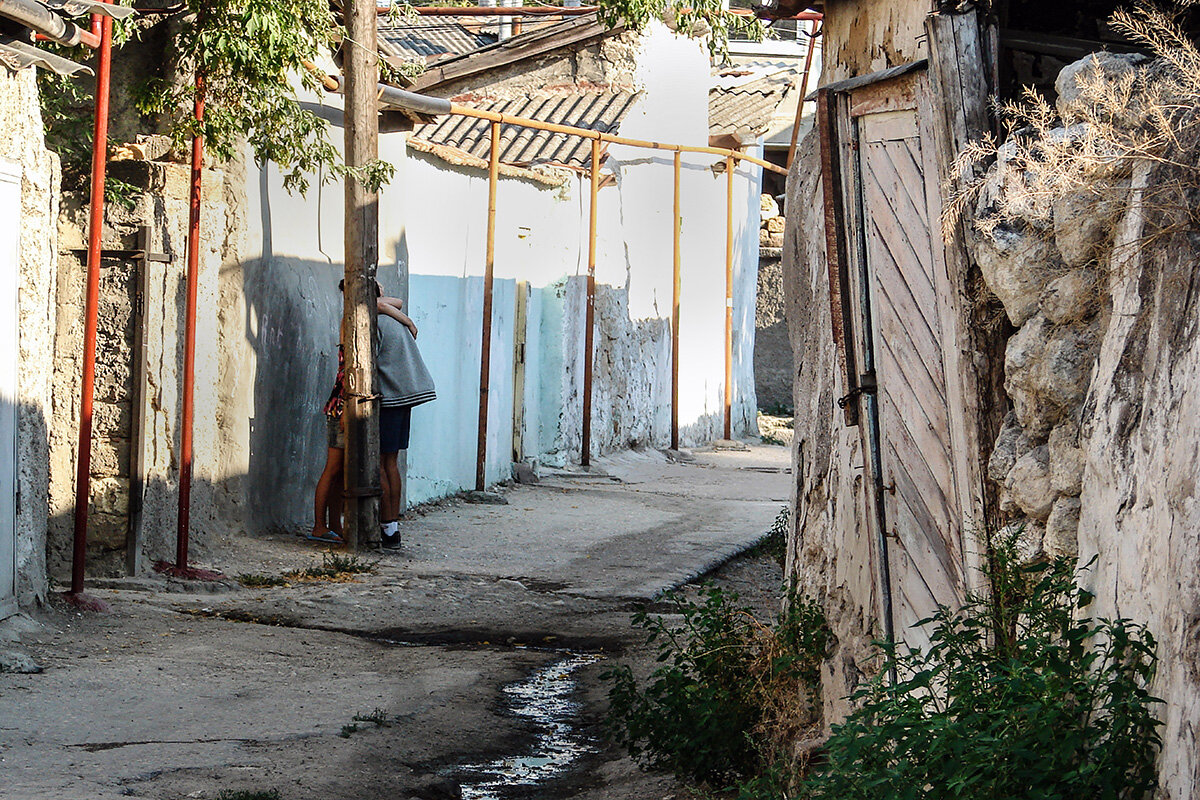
285,553,376,582
602,584,828,786
804,532,1163,800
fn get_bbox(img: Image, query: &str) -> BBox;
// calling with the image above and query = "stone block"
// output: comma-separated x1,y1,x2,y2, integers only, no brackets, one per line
988,411,1032,482
91,437,132,476
767,232,785,248
766,216,786,234
1006,444,1055,521
760,228,771,246
87,512,128,550
1005,316,1100,435
1053,188,1127,267
970,223,1063,326
1048,420,1084,497
1005,316,1055,434
1055,52,1149,125
1041,268,1098,324
1001,519,1046,564
760,193,779,218
1039,323,1100,410
92,477,130,516
1044,496,1081,558
93,401,133,438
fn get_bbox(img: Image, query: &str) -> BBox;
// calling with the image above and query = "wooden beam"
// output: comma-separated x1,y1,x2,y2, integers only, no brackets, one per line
925,9,998,591
476,121,501,492
343,0,382,550
581,139,599,466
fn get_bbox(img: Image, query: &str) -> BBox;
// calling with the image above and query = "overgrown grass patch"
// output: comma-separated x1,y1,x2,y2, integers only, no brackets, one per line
602,583,828,788
284,553,376,583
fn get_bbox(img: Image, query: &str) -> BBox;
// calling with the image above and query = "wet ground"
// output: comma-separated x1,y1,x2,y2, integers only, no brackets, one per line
0,445,790,799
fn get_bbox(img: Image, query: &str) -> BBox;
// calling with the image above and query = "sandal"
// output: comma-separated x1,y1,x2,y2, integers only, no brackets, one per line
305,530,345,545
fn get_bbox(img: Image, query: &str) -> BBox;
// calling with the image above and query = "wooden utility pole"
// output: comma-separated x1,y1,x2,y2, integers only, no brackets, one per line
343,0,382,550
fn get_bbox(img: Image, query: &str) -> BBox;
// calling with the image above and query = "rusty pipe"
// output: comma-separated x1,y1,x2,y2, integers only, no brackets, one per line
69,7,112,597
0,0,98,46
177,72,204,570
476,120,500,492
724,155,734,442
581,139,599,467
786,19,820,169
670,152,681,452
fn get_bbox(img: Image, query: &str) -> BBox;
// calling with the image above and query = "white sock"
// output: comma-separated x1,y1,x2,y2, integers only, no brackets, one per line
381,520,399,537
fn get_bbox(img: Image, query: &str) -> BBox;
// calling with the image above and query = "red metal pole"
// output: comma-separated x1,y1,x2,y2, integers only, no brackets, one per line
177,73,204,570
581,139,599,467
724,155,734,442
68,6,112,600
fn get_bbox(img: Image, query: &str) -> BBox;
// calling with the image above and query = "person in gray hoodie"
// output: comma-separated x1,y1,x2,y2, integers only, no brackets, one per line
375,291,436,548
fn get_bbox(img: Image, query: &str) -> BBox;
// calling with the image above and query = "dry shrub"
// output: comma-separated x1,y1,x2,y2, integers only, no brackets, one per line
944,1,1200,262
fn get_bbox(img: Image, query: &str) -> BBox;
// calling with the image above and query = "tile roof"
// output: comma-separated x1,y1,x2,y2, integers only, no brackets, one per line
709,64,799,140
378,17,496,64
410,89,641,170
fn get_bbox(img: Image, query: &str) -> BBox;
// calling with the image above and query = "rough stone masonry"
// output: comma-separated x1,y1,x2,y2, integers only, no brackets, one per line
966,52,1200,796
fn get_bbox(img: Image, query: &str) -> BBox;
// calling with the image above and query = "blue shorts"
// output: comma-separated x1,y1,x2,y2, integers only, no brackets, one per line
380,406,412,454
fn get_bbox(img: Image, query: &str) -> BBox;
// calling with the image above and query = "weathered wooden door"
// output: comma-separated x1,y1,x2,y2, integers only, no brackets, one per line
819,66,977,650
0,158,20,620
855,101,967,643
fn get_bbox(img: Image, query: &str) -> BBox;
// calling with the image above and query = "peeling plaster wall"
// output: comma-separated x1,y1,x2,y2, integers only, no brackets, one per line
820,0,932,82
782,134,882,725
0,65,58,607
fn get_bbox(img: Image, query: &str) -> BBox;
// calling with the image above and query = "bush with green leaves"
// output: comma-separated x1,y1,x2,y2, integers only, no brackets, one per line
805,540,1162,800
603,584,829,787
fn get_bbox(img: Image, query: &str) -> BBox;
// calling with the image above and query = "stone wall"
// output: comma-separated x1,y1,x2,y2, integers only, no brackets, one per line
52,160,229,579
0,64,59,607
756,194,793,412
964,53,1200,796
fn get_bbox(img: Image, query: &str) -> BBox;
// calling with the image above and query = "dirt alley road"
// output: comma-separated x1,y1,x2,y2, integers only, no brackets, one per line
0,445,791,800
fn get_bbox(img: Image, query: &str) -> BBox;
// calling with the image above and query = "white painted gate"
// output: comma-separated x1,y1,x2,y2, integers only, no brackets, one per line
0,157,20,619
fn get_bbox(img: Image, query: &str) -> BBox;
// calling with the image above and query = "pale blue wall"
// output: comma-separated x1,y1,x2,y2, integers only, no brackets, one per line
405,275,517,505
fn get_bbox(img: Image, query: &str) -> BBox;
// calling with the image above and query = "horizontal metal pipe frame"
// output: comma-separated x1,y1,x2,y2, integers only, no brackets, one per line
326,73,786,174
445,103,788,175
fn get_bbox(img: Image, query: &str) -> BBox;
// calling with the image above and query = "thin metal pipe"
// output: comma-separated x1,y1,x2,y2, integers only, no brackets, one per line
581,139,599,467
786,19,820,169
476,121,500,492
69,6,112,597
177,72,204,570
724,155,734,442
670,152,681,452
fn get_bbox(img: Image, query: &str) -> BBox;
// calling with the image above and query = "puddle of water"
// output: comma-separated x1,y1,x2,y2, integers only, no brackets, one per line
454,653,600,800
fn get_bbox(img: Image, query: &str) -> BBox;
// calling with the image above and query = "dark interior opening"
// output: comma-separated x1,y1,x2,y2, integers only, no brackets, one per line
994,0,1200,101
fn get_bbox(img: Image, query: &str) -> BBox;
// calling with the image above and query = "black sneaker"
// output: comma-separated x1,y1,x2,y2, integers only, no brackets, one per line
381,531,402,550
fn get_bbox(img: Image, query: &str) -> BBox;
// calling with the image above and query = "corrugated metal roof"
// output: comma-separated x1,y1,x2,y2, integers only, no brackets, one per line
378,17,496,63
411,89,641,170
709,64,798,139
